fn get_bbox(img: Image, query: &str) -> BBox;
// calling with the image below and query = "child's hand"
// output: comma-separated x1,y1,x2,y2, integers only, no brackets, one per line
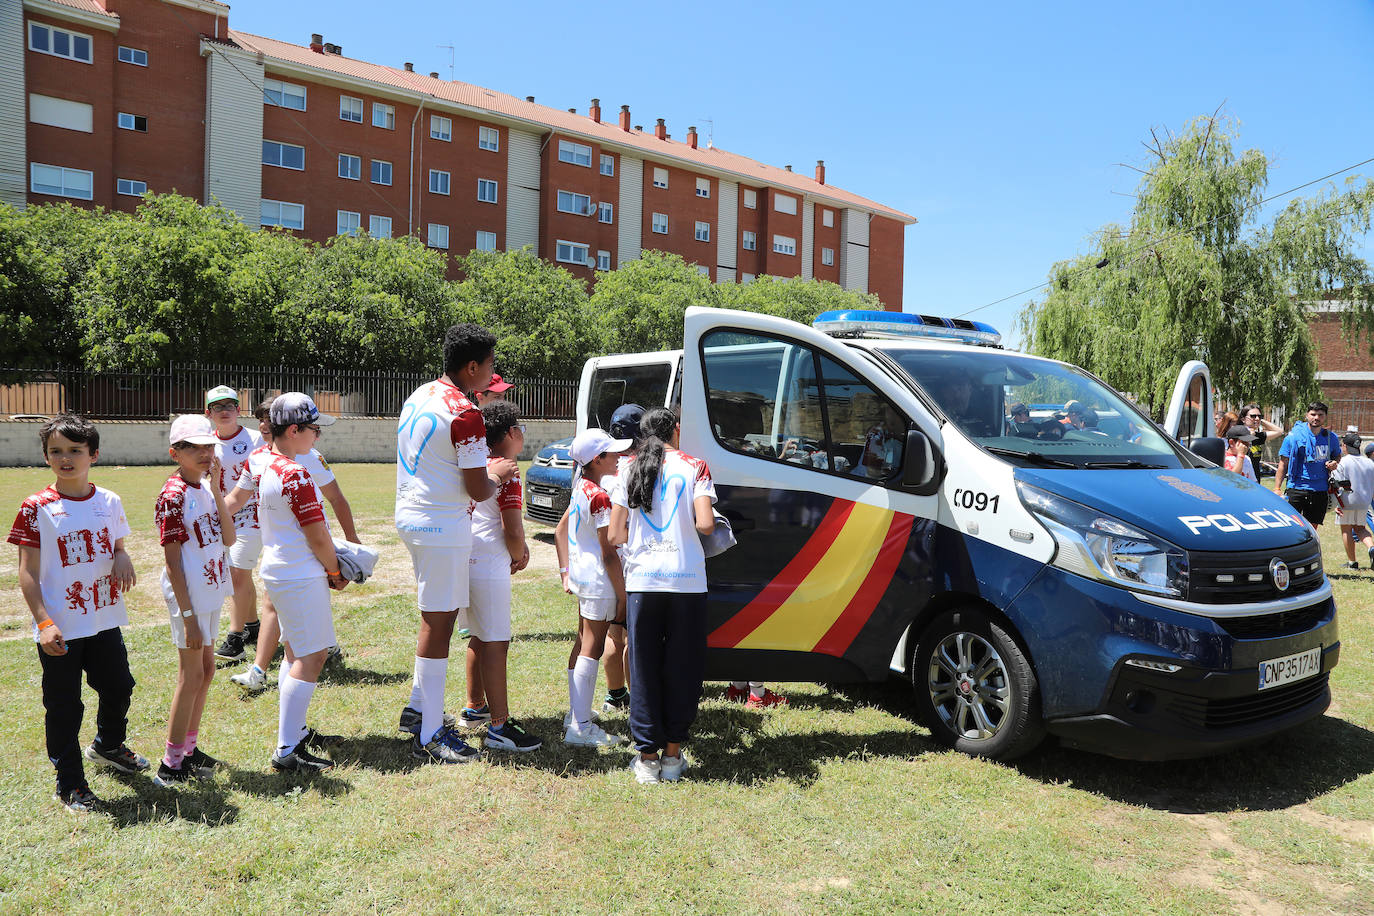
208,457,223,492
489,456,518,483
39,623,66,656
511,542,530,573
560,571,572,595
615,595,627,621
112,550,136,591
184,620,203,651
327,571,350,591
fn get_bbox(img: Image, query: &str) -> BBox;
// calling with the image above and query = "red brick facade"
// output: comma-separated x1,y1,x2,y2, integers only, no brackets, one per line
1310,310,1374,433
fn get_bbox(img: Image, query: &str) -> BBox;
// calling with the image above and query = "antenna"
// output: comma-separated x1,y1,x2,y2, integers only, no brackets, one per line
436,44,454,80
698,118,714,148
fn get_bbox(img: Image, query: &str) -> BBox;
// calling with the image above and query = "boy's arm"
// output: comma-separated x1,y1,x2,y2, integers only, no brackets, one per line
500,506,528,571
207,458,236,549
18,546,65,656
597,526,627,621
302,520,348,591
224,485,250,516
162,541,202,649
554,508,571,593
608,505,628,547
111,536,136,591
319,480,360,543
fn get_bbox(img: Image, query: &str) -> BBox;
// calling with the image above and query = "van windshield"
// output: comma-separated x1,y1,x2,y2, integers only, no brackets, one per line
876,346,1188,470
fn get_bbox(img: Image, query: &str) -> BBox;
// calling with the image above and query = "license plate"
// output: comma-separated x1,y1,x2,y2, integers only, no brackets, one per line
529,493,554,508
1257,646,1321,691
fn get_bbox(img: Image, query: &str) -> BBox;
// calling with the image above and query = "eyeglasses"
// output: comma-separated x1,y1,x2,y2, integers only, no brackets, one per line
208,402,238,412
514,424,527,434
1246,413,1262,420
305,424,322,434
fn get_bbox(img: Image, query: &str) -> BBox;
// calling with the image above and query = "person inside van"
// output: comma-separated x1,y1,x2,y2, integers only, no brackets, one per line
1006,402,1036,437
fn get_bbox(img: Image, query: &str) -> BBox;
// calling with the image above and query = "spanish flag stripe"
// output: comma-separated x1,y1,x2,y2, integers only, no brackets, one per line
811,512,915,656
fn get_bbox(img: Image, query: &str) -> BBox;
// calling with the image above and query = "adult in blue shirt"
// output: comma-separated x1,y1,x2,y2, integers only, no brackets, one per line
1275,401,1343,527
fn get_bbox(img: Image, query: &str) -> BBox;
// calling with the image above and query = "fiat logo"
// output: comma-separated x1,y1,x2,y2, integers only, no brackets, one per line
1270,558,1290,592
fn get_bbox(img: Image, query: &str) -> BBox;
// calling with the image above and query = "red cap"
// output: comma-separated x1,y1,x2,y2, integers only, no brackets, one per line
483,373,513,393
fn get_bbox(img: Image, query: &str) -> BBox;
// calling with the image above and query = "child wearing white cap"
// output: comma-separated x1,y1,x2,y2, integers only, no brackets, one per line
153,414,236,787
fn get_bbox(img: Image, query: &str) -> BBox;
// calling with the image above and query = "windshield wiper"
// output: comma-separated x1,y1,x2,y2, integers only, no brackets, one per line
1082,460,1169,469
983,446,1078,469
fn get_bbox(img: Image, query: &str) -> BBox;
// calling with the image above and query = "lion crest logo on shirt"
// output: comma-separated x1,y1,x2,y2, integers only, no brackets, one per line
232,441,249,455
1158,475,1222,503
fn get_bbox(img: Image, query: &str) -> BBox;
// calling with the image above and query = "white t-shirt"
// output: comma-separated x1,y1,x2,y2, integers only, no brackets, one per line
256,452,329,580
471,458,522,578
155,473,230,613
610,449,716,594
1335,454,1374,520
236,445,335,505
568,477,614,598
7,485,131,641
395,377,488,547
214,425,265,532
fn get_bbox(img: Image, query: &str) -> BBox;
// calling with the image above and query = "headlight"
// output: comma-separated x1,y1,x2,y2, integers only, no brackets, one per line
1016,482,1189,597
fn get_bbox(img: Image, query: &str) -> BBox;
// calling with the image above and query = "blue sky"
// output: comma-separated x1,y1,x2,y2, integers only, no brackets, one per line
223,0,1374,346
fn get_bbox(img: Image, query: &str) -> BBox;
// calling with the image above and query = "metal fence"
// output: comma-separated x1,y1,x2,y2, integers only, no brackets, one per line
0,365,580,420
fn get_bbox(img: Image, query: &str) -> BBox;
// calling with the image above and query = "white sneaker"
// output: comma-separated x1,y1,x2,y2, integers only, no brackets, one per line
563,722,625,747
630,755,661,784
659,752,689,782
562,708,601,729
230,665,268,691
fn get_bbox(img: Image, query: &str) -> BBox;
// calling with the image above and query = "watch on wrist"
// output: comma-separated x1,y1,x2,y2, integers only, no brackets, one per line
181,608,193,618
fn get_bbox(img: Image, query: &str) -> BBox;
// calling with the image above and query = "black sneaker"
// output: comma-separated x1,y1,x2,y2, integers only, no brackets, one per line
412,726,481,764
271,741,334,771
55,784,102,813
324,644,345,665
602,689,631,712
303,727,342,749
398,705,457,735
84,742,150,774
214,631,246,662
185,747,219,776
484,718,542,752
1343,561,1359,570
244,621,261,646
153,761,194,788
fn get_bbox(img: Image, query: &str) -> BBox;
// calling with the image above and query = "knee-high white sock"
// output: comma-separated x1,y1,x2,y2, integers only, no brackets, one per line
277,672,315,754
572,656,600,729
409,658,424,709
415,656,449,744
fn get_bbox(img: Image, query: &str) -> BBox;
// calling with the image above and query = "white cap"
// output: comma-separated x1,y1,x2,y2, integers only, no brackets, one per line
170,414,218,446
269,392,336,427
204,385,238,407
570,428,632,466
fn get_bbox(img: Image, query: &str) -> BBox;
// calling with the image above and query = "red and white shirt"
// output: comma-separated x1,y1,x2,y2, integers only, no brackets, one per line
609,450,716,594
8,485,131,641
235,445,336,510
256,452,329,580
567,477,615,598
395,377,488,547
155,474,230,613
214,425,265,532
471,458,522,577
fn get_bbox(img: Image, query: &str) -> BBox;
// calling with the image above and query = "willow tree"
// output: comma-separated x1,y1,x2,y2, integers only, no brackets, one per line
1019,114,1374,418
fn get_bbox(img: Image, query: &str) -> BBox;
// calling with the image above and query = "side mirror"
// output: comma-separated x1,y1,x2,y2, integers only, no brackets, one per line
902,428,944,495
1189,436,1227,467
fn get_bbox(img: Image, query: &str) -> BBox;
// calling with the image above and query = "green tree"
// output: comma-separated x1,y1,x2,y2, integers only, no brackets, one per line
1019,114,1374,418
720,273,882,324
588,250,720,354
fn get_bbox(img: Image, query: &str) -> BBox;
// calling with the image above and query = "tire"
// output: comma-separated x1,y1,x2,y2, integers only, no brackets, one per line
911,607,1045,760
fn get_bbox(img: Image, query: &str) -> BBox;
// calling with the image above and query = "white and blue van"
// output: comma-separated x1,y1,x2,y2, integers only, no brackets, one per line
576,307,1338,761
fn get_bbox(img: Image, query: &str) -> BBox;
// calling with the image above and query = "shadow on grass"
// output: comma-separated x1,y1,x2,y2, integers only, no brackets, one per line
103,772,242,828
532,532,557,546
317,665,410,688
327,734,424,774
223,765,352,799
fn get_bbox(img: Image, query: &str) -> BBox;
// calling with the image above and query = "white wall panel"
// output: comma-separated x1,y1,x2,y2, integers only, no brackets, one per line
0,1,26,208
617,155,643,265
203,44,264,226
505,127,540,255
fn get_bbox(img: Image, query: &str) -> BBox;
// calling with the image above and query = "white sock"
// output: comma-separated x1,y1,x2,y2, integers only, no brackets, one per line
566,669,577,727
415,656,449,744
731,681,748,690
277,672,315,754
571,656,600,729
408,659,424,709
750,682,767,699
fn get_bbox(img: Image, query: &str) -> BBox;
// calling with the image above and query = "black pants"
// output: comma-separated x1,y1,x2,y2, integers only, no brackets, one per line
1285,488,1329,527
627,592,707,754
36,627,136,793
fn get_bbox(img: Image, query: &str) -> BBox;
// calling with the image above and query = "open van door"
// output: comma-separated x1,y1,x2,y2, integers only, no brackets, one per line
576,352,681,433
1163,360,1214,446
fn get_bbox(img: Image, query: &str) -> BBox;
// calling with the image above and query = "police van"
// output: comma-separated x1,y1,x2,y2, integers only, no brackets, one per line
578,307,1338,761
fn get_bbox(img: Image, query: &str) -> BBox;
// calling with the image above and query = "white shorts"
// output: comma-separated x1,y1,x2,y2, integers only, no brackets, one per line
578,595,618,622
167,604,221,650
461,574,512,642
263,575,336,657
405,542,470,613
228,528,262,570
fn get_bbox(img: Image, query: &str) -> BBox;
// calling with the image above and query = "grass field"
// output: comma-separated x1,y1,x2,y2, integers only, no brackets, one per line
0,462,1371,915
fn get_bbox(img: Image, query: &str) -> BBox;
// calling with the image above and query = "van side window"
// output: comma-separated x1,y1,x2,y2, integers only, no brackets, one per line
817,356,906,480
589,363,672,429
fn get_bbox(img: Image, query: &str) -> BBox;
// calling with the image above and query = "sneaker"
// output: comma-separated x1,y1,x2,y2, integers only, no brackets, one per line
602,689,632,711
659,752,689,782
54,784,102,813
244,621,260,646
1343,561,1359,570
153,761,195,788
84,742,149,774
1368,546,1374,567
485,718,543,752
630,755,661,784
324,644,345,665
185,747,219,775
458,704,492,729
564,722,626,748
725,684,749,704
563,708,602,729
271,740,334,771
398,706,457,735
214,631,246,662
745,689,788,709
303,727,342,749
412,726,481,764
231,665,269,691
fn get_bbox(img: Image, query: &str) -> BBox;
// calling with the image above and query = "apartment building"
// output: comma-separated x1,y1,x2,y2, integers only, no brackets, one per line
1,0,915,308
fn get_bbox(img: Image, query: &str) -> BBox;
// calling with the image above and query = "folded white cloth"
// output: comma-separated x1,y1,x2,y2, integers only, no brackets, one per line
699,512,737,559
333,539,380,583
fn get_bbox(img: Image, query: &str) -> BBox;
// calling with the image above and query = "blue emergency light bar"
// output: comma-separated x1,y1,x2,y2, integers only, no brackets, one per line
812,310,1002,347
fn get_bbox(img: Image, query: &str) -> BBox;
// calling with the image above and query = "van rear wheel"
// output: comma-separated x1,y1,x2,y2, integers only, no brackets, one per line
912,607,1045,760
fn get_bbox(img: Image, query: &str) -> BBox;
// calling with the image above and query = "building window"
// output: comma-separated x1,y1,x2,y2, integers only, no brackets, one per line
117,112,147,132
597,250,611,271
476,230,497,252
427,223,449,249
600,154,614,177
477,179,498,203
773,234,797,256
822,208,834,228
430,170,450,195
558,139,592,167
338,154,361,180
369,215,392,238
372,103,395,130
695,177,710,198
117,46,147,66
263,78,306,110
339,95,363,122
598,202,613,224
116,178,146,197
31,163,92,200
743,189,757,209
695,221,710,242
774,193,797,215
430,115,451,141
28,94,92,133
337,210,361,236
479,126,500,151
698,265,711,277
742,231,756,251
821,247,834,266
651,212,668,234
741,272,755,284
556,240,589,266
262,140,305,170
557,190,591,215
28,23,91,63
652,167,668,189
371,159,392,185
260,199,304,230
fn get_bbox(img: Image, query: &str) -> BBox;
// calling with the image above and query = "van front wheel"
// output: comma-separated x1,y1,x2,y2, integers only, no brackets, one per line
912,608,1045,760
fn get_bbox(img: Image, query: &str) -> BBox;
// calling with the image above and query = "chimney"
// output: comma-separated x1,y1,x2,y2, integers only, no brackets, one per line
634,125,642,132
654,118,666,140
589,99,601,123
403,62,413,72
323,43,341,55
687,126,697,149
429,71,439,79
815,159,825,185
619,105,631,132
568,108,576,114
526,96,535,103
784,164,792,172
309,33,323,53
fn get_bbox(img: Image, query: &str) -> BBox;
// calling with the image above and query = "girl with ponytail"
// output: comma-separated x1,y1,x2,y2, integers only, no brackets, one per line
608,407,717,784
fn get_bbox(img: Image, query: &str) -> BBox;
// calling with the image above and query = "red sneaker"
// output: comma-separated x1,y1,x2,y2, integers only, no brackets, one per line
725,684,749,703
746,689,788,709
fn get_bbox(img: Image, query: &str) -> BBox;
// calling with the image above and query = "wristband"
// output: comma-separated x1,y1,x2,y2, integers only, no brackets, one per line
327,568,341,578
181,608,194,619
558,567,569,574
37,618,55,631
